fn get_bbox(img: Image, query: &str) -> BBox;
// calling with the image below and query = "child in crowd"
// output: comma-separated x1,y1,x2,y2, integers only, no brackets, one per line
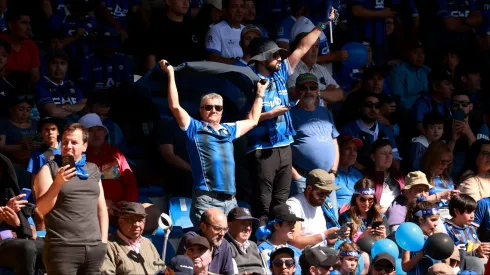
411,112,445,171
331,242,369,275
402,201,441,275
444,195,488,274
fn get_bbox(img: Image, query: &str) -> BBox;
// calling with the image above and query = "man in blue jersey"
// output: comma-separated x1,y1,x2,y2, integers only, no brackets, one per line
27,117,60,180
246,21,331,225
94,0,141,42
159,59,267,225
34,49,86,121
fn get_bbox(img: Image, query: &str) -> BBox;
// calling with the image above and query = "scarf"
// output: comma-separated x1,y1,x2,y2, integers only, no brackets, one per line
117,230,143,254
55,154,89,180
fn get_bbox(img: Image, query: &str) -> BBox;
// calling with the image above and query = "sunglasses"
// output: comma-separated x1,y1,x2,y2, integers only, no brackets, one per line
299,85,318,91
272,259,295,268
272,51,282,59
373,265,394,273
201,105,223,112
452,100,470,107
364,102,381,109
359,197,374,203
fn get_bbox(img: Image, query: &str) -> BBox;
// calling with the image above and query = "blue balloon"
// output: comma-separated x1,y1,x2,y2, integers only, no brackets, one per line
341,42,368,69
371,239,399,259
395,222,425,252
395,258,406,275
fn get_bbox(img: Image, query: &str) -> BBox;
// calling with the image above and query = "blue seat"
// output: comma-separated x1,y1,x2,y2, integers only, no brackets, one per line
169,197,193,230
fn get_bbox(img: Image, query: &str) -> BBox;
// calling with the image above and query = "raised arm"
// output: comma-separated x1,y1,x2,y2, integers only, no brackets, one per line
288,25,325,71
159,60,191,129
236,79,268,137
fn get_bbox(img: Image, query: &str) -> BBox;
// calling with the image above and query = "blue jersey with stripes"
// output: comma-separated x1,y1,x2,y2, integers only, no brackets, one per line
436,0,477,44
444,219,481,253
78,53,133,95
183,118,239,195
349,0,387,45
95,0,141,29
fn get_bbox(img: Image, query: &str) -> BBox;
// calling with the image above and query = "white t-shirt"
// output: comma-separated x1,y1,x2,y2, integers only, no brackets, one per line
286,194,327,237
380,178,400,209
205,21,244,59
286,60,339,91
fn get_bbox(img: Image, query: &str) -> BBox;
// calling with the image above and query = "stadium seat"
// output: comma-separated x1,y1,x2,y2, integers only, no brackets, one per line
169,197,193,230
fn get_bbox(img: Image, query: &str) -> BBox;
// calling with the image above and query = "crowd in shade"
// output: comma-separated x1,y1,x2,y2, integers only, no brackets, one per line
2,0,490,274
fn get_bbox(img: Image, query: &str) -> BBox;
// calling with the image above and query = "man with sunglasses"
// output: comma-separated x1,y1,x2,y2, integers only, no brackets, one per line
159,60,267,226
299,245,338,275
246,20,329,227
370,252,396,275
341,92,400,171
270,247,298,275
446,91,477,177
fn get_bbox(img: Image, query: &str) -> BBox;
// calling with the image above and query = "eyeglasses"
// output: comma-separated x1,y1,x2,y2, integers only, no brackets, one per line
299,85,318,91
452,100,470,108
272,259,295,268
373,265,394,273
480,151,490,158
121,215,146,225
205,223,228,233
364,102,381,109
201,105,223,112
359,197,374,203
440,159,452,166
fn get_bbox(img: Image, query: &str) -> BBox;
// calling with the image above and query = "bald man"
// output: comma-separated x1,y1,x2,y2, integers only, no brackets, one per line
176,208,234,275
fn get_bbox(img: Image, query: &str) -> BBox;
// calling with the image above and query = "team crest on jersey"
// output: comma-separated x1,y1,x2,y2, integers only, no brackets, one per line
192,35,198,43
70,88,76,94
119,65,124,70
87,23,93,28
208,35,213,42
375,0,384,9
277,26,284,36
112,5,127,17
107,66,113,72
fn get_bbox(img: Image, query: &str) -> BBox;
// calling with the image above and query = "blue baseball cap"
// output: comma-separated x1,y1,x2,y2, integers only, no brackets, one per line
167,255,194,275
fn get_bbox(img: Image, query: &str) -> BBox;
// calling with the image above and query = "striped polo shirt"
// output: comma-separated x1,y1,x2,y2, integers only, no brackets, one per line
183,118,240,195
444,219,481,252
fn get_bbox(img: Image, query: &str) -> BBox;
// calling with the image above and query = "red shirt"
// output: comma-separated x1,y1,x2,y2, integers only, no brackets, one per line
0,33,40,74
86,142,138,202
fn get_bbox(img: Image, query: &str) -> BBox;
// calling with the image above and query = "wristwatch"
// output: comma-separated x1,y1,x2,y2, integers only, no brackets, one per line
318,23,327,30
256,93,265,100
329,170,338,176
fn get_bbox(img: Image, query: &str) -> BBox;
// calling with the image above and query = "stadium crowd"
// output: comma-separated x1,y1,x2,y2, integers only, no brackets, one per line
2,0,490,274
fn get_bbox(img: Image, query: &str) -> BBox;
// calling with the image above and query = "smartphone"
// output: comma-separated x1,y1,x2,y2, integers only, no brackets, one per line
336,222,352,237
62,155,75,169
21,188,32,200
259,78,268,85
453,109,465,121
371,221,383,229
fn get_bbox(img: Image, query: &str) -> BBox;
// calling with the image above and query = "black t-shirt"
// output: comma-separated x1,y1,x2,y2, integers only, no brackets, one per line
148,15,203,65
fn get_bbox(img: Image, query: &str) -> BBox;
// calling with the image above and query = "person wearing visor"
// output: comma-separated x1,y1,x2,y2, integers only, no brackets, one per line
158,59,268,227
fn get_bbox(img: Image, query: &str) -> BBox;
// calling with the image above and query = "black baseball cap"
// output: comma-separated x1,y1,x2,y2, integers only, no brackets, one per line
372,252,395,268
428,68,452,83
270,246,295,262
299,246,338,268
248,37,287,64
270,204,304,222
227,207,259,223
120,202,147,216
167,255,194,275
186,236,210,250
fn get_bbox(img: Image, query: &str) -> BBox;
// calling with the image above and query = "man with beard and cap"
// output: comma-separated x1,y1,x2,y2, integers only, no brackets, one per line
246,19,332,227
177,208,234,275
340,92,401,171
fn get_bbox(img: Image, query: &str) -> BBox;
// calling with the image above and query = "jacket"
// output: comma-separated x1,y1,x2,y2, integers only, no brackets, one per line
364,167,405,203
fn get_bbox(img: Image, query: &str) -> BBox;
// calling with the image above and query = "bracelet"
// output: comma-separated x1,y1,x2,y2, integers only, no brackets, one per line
318,23,327,30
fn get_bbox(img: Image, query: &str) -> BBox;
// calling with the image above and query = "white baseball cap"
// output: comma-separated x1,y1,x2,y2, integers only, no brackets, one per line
204,0,222,10
78,113,108,134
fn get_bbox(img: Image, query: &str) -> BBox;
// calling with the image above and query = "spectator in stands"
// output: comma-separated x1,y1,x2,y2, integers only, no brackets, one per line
458,139,490,201
235,24,261,66
0,38,13,118
298,246,338,275
336,136,364,212
269,247,298,275
442,47,460,76
334,242,365,275
0,96,38,167
444,195,487,274
446,91,477,177
0,9,40,84
474,194,490,242
34,49,86,121
78,28,133,95
389,40,430,112
225,207,264,274
257,204,303,274
287,169,344,249
27,117,60,180
164,255,194,275
412,68,453,135
289,74,340,197
146,0,201,68
410,112,446,171
386,171,432,231
286,38,344,105
94,0,141,42
341,93,401,171
455,63,484,122
184,236,214,275
176,208,234,275
370,253,396,275
205,0,245,64
275,0,307,51
194,0,222,57
242,0,267,37
101,202,164,274
339,178,388,242
159,60,267,225
421,141,458,219
35,123,108,274
478,106,490,141
246,23,328,226
402,201,442,274
0,152,44,275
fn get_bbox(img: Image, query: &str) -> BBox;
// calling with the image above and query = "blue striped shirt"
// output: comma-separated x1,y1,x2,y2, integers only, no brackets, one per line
183,118,240,195
473,197,490,242
350,0,387,45
444,220,481,251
